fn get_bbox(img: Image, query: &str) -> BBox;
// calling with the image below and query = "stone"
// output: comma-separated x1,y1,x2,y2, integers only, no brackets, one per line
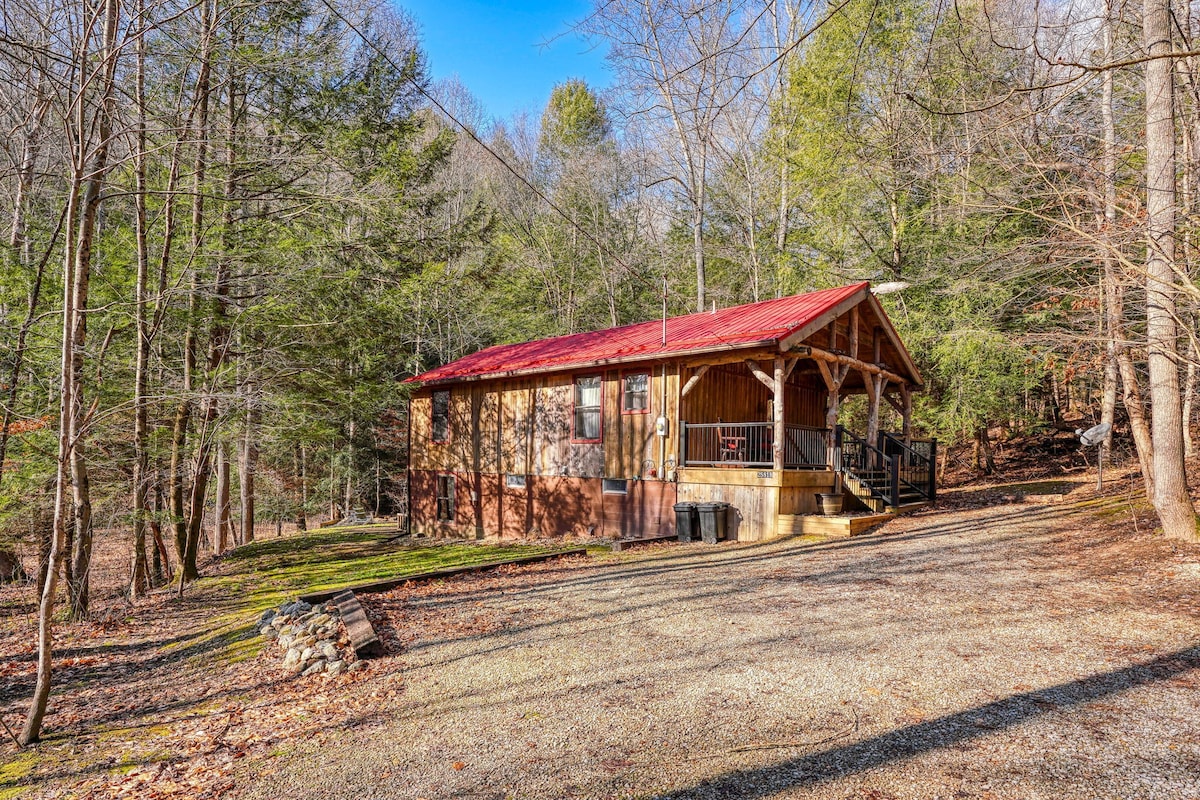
310,613,332,628
259,609,277,625
282,648,303,672
284,600,312,617
301,660,326,677
259,625,277,638
295,635,317,650
299,647,315,664
320,642,339,661
278,624,295,636
347,660,367,673
326,660,346,676
277,634,294,649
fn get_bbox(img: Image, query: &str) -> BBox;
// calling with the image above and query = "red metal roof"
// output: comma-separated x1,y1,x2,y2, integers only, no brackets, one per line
406,282,870,385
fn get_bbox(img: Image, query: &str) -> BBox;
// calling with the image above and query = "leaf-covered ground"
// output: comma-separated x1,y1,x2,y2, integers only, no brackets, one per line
0,473,1197,799
0,526,582,799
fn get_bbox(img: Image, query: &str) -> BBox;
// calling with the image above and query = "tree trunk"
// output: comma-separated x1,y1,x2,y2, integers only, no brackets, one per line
65,0,123,620
344,420,356,514
1099,2,1119,465
1143,0,1198,540
216,440,232,553
1184,329,1197,458
975,426,995,475
295,443,308,532
239,395,259,544
24,0,122,739
130,0,151,599
169,398,192,576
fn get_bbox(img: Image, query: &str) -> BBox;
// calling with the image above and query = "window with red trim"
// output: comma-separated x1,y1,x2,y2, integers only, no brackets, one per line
621,372,650,413
572,375,602,442
431,390,450,442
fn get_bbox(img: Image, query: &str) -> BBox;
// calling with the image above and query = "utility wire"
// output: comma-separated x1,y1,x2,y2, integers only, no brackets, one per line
314,0,665,299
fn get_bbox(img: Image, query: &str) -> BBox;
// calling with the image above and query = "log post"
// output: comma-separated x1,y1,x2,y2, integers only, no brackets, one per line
864,373,887,457
847,307,859,358
773,356,785,472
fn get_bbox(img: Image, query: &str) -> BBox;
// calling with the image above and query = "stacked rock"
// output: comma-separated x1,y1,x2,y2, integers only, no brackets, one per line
258,600,365,677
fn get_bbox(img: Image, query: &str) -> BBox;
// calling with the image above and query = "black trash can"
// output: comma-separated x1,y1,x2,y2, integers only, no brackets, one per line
697,502,729,544
673,502,698,542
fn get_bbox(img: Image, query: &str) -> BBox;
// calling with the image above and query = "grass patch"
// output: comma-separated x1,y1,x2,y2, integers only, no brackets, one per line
0,750,39,799
184,528,583,660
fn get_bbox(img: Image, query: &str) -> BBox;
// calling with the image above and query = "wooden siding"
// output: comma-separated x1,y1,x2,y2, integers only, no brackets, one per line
676,480,778,542
409,469,676,540
603,365,679,479
678,361,824,428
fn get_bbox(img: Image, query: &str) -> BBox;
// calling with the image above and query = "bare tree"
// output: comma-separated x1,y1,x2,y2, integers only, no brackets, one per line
23,0,122,742
583,0,746,312
1142,0,1197,541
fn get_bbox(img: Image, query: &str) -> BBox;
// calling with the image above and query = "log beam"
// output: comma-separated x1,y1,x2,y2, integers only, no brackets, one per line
795,345,907,387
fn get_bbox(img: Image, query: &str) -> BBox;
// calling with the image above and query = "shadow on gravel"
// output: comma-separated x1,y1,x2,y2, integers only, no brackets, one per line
651,644,1200,799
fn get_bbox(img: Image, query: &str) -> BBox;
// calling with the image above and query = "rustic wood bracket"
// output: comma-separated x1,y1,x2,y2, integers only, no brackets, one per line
680,364,711,398
744,359,776,393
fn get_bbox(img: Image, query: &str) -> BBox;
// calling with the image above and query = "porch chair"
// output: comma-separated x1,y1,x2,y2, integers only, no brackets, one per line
717,417,747,464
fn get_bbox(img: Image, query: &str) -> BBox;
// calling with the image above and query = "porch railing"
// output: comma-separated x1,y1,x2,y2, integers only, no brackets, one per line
680,422,828,469
878,432,937,502
837,427,936,508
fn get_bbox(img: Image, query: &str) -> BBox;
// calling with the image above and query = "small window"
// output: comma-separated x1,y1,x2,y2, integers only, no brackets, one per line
573,375,601,442
431,390,450,442
622,372,649,413
505,474,527,489
602,478,628,495
436,474,455,521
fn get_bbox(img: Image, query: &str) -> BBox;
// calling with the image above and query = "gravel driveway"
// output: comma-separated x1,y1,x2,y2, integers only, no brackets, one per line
237,499,1200,800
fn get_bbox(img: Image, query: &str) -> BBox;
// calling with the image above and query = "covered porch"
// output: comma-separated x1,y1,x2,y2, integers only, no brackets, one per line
673,301,935,539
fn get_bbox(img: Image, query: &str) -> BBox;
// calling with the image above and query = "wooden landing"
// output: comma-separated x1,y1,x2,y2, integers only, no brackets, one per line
776,512,895,538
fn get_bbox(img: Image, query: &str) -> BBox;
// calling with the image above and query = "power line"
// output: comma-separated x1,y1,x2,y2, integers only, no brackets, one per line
313,0,665,300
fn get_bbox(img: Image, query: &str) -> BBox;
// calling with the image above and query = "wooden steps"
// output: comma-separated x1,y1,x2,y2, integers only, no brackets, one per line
843,472,932,513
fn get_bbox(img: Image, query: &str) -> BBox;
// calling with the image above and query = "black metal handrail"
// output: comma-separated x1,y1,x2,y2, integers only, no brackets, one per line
878,432,937,502
680,422,827,469
837,426,899,507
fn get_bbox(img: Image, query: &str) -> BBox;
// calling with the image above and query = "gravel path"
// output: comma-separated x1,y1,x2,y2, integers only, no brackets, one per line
237,499,1200,800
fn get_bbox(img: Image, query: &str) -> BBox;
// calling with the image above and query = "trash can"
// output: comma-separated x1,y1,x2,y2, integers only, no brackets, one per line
673,503,698,542
697,502,729,544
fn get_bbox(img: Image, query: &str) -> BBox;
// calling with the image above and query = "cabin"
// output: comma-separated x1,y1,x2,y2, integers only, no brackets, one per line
403,282,934,542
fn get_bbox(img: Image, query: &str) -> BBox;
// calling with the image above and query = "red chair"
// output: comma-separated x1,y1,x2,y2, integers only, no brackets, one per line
717,418,747,464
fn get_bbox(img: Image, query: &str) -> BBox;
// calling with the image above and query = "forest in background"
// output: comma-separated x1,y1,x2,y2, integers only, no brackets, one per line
3,0,1200,742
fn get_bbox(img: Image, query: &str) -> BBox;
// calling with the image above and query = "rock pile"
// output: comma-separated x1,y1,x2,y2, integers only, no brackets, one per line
258,600,365,677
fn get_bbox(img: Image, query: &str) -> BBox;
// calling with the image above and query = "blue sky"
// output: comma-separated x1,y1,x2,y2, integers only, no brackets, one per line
399,0,612,121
